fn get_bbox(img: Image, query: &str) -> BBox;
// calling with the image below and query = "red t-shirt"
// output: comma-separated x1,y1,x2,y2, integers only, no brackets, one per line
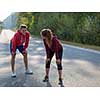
11,30,30,53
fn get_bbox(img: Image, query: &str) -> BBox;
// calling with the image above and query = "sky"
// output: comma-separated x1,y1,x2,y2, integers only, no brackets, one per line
0,0,100,22
0,12,12,21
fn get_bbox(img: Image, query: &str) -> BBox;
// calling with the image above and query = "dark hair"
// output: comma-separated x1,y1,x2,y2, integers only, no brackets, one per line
50,28,55,33
41,29,52,46
19,24,27,29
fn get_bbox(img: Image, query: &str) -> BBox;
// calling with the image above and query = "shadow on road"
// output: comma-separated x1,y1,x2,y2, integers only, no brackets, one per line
63,45,100,67
1,38,100,87
46,81,52,87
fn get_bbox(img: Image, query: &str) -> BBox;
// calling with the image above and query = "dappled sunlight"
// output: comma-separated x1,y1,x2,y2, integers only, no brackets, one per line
63,58,99,67
0,33,100,86
63,58,100,78
29,55,45,65
0,67,10,74
34,40,42,43
62,58,100,86
36,47,44,51
29,43,38,47
0,29,15,43
0,55,11,76
0,55,11,62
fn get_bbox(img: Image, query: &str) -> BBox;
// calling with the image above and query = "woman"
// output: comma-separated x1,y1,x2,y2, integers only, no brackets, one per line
40,29,63,85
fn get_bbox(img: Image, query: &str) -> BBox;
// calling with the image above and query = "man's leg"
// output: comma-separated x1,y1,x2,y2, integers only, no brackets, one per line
17,44,33,74
23,52,33,74
11,54,16,73
23,52,28,70
11,54,16,77
10,42,16,77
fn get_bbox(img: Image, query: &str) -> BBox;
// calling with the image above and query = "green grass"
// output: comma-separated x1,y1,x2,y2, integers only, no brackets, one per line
62,40,100,51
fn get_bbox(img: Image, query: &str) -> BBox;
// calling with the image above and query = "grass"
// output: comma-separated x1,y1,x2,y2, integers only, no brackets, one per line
62,40,100,51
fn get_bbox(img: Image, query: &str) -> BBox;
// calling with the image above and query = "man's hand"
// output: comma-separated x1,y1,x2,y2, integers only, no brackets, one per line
22,50,27,54
11,51,16,56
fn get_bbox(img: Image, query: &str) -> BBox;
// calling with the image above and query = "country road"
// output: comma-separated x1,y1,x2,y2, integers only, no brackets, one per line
0,29,100,87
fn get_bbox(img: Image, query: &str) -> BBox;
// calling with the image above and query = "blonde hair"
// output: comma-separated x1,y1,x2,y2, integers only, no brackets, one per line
19,24,27,29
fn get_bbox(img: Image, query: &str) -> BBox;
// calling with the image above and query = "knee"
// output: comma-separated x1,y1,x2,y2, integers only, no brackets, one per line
56,62,62,70
12,54,16,59
23,52,27,57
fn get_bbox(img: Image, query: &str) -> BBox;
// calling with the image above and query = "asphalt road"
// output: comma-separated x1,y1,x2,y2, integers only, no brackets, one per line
0,37,100,87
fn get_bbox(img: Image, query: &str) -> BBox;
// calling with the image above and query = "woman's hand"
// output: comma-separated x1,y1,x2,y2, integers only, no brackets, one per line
46,58,50,63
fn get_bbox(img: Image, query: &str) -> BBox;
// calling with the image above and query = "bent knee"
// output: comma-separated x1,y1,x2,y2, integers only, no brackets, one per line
23,52,27,57
56,63,62,70
12,54,16,58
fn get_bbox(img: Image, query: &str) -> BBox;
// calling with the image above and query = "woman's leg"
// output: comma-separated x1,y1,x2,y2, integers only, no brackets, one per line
45,58,51,77
56,48,63,84
43,51,54,82
57,62,63,80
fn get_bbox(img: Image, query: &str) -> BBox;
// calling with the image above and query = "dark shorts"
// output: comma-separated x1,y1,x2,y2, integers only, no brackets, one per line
48,47,63,61
46,48,63,70
10,42,24,54
58,48,63,61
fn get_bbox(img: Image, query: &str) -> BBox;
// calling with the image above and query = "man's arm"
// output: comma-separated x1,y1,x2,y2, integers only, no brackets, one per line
11,34,17,55
23,32,30,51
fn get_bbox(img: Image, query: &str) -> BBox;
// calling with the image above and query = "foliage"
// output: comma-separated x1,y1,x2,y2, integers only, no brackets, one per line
17,12,100,46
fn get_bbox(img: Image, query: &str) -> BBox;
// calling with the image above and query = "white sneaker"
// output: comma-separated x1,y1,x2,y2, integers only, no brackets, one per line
25,69,33,75
11,72,16,78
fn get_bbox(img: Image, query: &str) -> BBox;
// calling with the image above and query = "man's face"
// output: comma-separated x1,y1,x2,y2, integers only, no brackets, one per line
20,28,27,34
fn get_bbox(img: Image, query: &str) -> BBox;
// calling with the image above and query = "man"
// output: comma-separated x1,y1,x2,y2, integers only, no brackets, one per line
10,24,33,78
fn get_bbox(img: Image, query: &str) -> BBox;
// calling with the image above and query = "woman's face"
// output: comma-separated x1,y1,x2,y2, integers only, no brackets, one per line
40,33,46,39
42,36,47,40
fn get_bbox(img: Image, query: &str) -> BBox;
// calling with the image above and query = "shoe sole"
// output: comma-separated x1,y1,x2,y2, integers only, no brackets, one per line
11,76,16,78
25,72,33,75
43,80,49,82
